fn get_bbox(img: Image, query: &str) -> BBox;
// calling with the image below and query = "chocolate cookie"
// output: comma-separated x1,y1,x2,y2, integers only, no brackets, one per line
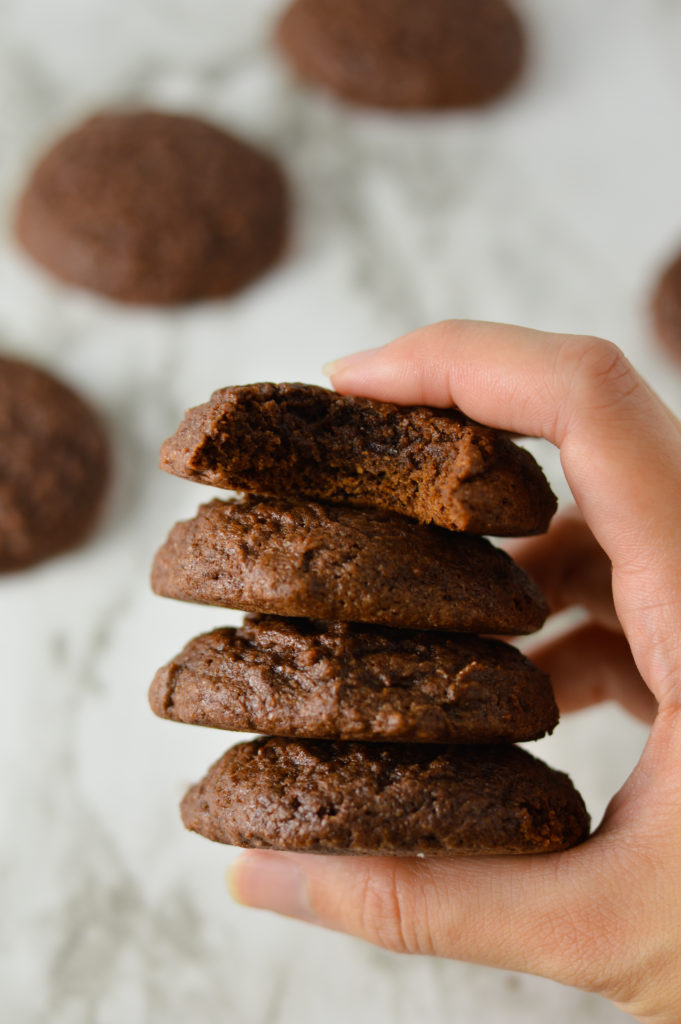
181,736,590,855
151,497,549,633
651,249,681,362
276,0,524,110
160,383,556,536
15,111,288,304
0,356,108,572
150,614,558,743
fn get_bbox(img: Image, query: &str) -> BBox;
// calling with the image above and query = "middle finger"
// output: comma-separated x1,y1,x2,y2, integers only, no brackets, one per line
504,507,619,631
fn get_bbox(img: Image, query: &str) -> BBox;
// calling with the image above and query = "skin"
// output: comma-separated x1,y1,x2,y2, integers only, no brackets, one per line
228,321,681,1023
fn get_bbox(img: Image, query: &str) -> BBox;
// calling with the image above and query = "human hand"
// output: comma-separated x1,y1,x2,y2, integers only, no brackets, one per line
229,320,681,1023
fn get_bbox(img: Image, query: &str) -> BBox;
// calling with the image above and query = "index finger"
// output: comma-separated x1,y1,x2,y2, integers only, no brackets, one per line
326,320,681,702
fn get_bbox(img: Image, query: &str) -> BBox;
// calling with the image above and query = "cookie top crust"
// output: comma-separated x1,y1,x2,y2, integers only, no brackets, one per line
0,356,108,571
151,496,549,633
160,383,557,536
15,111,288,304
149,614,559,743
181,736,590,856
276,0,524,109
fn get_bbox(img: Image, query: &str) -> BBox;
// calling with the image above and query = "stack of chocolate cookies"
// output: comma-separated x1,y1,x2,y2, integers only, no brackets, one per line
150,383,589,856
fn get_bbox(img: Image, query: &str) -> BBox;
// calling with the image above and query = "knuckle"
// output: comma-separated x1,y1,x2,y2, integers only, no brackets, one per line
557,336,640,416
355,862,435,957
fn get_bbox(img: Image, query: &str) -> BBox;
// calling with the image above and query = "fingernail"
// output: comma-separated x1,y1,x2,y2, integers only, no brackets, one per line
227,851,316,922
322,346,380,379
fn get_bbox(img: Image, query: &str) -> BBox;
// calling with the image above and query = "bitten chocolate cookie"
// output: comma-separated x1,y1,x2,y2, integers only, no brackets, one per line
181,736,590,855
150,614,558,743
15,111,288,304
0,356,108,571
151,496,548,633
160,383,556,536
651,249,681,362
276,0,524,110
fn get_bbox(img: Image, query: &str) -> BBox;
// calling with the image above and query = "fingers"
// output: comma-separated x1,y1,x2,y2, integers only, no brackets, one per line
507,510,656,721
326,321,681,564
227,818,667,1013
506,507,618,630
229,848,604,983
325,321,681,703
527,621,657,722
229,715,681,1018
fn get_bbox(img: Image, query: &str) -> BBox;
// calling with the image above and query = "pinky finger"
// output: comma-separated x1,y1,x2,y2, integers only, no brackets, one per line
526,622,657,724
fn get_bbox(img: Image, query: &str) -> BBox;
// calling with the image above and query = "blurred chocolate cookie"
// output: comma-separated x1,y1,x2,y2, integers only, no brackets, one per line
276,0,524,109
15,111,288,304
0,356,108,571
652,249,681,362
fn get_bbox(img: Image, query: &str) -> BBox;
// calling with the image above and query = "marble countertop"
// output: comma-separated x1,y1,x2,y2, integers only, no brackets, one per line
2,1,680,1021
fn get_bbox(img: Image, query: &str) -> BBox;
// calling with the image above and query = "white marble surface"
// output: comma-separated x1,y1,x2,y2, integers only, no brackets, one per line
2,1,680,1021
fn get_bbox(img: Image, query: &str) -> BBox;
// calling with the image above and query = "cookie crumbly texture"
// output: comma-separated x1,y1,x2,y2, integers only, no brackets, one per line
150,614,558,743
160,383,556,536
181,736,590,855
276,0,524,110
0,356,108,572
151,496,549,634
651,249,681,362
15,111,288,304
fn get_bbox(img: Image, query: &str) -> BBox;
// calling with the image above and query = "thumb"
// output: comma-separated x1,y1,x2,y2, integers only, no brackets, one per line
229,843,618,992
229,721,681,1017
